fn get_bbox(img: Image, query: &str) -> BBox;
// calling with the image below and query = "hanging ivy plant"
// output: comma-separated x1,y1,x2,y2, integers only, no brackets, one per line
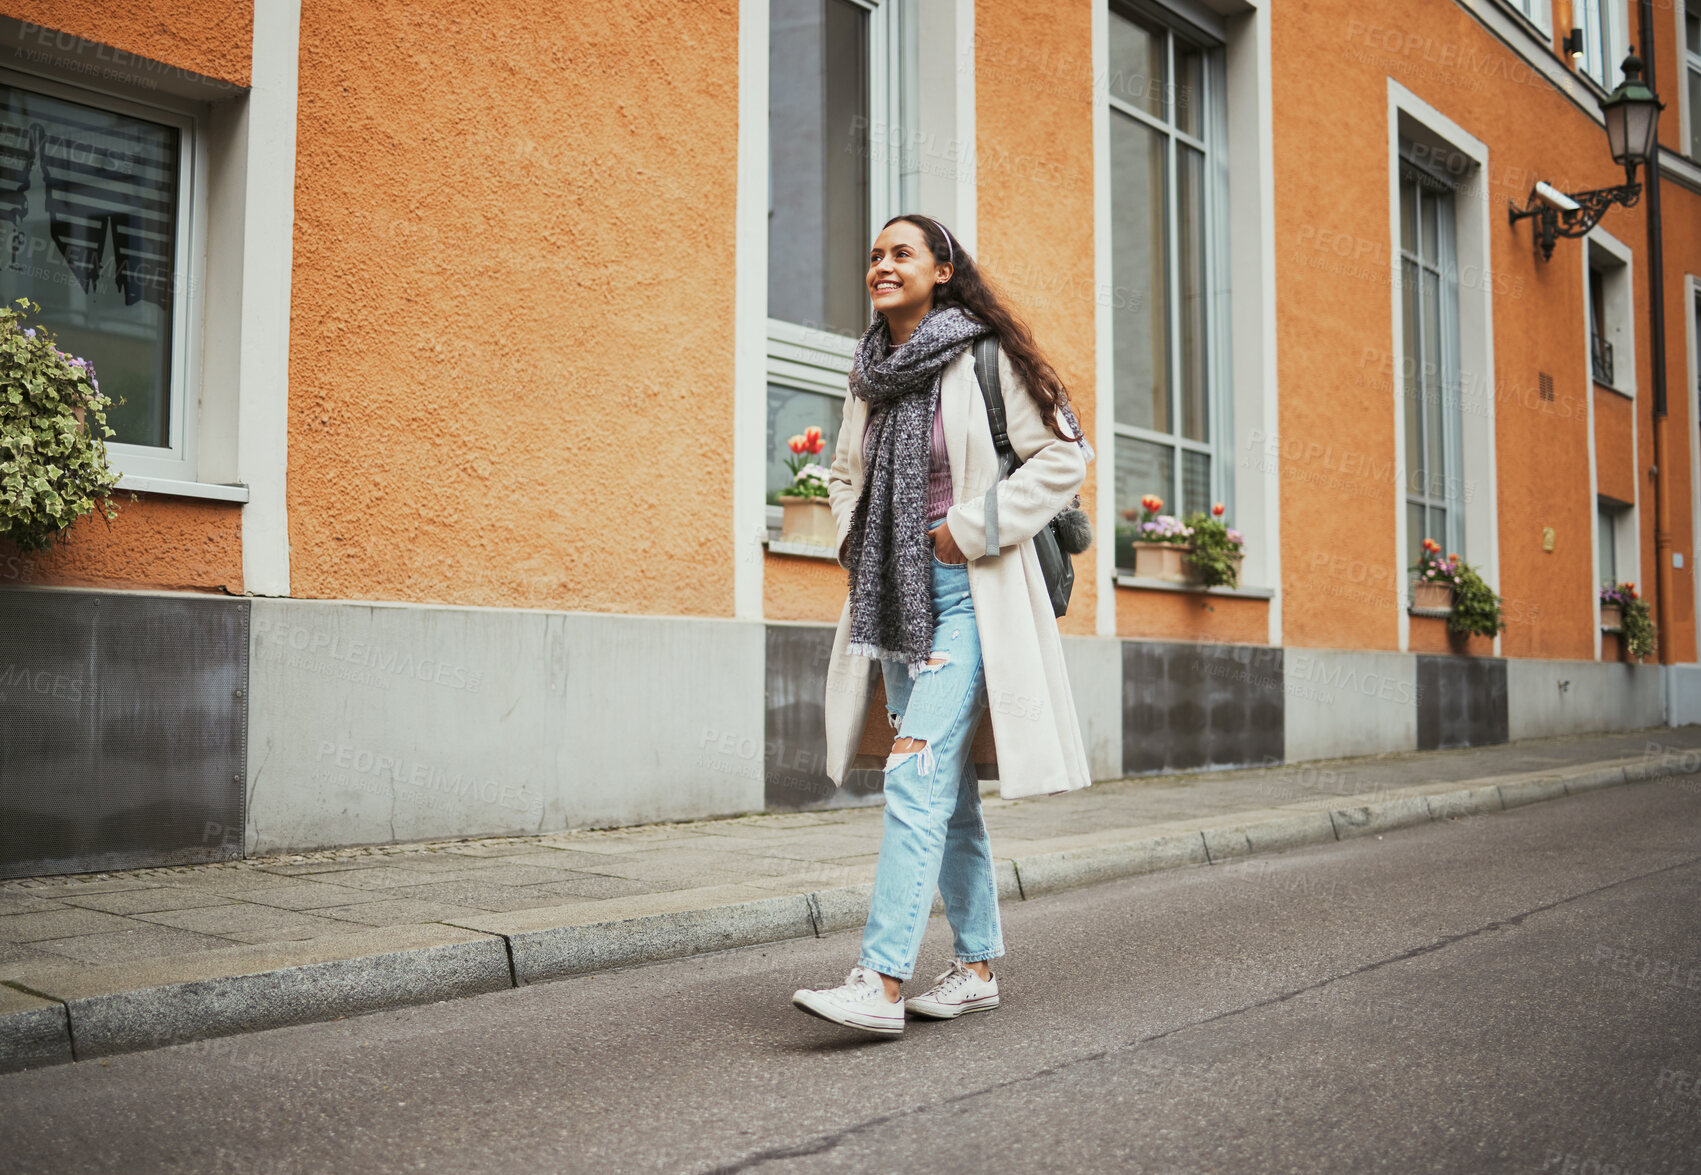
0,300,121,552
1448,563,1505,639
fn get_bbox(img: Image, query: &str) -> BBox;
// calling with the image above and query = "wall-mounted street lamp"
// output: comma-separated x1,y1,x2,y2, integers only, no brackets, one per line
1508,51,1663,261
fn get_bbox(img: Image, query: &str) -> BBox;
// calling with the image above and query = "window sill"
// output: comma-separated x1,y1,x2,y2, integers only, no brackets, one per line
1592,381,1634,400
1408,606,1455,619
764,538,839,561
115,475,250,503
1113,574,1273,600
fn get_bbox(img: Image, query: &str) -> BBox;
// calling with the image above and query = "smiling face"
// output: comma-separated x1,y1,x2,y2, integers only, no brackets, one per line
866,220,951,324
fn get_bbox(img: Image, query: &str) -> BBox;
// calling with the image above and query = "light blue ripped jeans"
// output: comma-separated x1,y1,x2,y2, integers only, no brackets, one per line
857,533,1005,981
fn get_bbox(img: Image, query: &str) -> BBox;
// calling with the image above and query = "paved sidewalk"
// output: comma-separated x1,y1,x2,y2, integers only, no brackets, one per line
4,726,1700,1070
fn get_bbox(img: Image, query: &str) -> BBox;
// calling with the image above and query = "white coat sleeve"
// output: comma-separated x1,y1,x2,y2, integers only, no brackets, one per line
944,346,1086,560
827,391,863,568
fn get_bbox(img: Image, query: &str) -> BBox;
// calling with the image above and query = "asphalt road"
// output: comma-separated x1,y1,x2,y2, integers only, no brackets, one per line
5,777,1701,1174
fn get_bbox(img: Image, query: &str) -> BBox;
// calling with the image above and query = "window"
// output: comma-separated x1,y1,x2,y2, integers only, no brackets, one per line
1399,155,1464,571
1109,5,1229,570
0,71,195,479
1500,0,1550,32
1574,0,1625,90
1588,264,1613,385
1686,0,1701,159
1585,237,1632,395
1597,498,1623,586
764,0,906,514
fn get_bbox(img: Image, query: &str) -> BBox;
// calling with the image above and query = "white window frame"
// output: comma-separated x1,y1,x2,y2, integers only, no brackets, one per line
1584,230,1636,399
1684,0,1701,160
761,0,909,535
1106,5,1233,552
0,64,206,486
1388,83,1500,654
1497,0,1552,36
1574,0,1629,91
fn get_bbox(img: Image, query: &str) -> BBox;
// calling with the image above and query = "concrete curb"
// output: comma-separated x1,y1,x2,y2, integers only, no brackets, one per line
0,750,1683,1071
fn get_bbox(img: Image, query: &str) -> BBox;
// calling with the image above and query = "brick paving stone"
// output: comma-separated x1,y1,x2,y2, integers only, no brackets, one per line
0,908,138,943
55,888,235,916
0,940,64,972
377,880,578,913
134,904,354,944
27,925,235,966
521,875,657,901
0,891,69,916
420,863,589,888
308,899,487,928
217,883,391,911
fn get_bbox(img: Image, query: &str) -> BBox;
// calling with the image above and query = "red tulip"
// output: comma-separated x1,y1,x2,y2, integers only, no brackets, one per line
1211,502,1225,516
804,426,822,443
787,435,806,454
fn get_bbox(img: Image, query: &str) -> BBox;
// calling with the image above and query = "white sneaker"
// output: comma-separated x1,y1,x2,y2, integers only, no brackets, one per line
904,959,1000,1019
792,965,905,1035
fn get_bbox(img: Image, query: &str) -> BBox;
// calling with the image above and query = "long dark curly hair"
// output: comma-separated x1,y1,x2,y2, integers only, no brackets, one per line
881,213,1081,444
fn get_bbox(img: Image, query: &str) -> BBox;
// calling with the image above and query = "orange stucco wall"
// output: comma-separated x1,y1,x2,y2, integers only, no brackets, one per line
0,493,242,593
286,1,737,614
1408,616,1493,657
764,552,847,623
976,0,1099,638
1114,587,1268,646
0,1,251,86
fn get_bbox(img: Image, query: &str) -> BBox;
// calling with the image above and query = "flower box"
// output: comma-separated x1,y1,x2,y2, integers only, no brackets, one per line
1133,541,1198,584
776,495,835,548
1600,602,1622,630
1413,581,1455,611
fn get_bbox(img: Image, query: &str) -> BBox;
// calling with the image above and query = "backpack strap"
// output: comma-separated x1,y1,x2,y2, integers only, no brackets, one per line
972,336,1016,556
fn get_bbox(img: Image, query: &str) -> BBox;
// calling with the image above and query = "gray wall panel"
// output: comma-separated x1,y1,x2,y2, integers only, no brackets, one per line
1123,640,1284,776
1,588,248,878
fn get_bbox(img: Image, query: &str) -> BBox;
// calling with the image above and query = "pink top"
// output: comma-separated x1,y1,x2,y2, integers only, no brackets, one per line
859,396,954,524
926,393,953,524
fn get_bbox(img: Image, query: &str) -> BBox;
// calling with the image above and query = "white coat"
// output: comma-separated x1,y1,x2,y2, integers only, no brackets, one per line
822,344,1092,800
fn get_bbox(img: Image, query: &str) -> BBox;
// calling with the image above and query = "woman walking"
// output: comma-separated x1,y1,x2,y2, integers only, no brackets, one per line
791,215,1094,1035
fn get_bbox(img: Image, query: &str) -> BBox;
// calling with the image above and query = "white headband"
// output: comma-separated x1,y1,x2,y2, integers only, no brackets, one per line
928,217,955,266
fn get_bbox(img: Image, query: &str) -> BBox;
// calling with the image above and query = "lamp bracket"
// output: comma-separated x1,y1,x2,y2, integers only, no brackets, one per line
1507,181,1642,261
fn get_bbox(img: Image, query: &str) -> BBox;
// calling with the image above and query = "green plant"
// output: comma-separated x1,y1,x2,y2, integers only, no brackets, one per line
1448,562,1504,639
1613,585,1656,658
0,301,120,552
1182,508,1244,588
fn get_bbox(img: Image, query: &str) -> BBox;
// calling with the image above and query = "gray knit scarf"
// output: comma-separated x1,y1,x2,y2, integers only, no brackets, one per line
842,307,990,671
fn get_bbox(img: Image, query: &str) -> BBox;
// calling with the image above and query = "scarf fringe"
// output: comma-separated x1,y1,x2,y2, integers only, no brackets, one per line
846,641,929,677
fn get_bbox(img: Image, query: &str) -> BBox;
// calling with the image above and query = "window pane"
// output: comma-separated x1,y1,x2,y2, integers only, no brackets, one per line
766,384,843,502
1597,506,1616,585
1108,10,1165,117
1402,258,1422,493
1174,42,1204,137
1421,268,1444,499
1114,437,1174,570
1407,501,1425,570
1399,176,1416,255
1687,0,1700,54
0,83,179,448
1420,186,1438,263
768,0,869,338
1181,450,1211,517
1689,67,1701,160
1177,145,1207,441
1111,113,1169,432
